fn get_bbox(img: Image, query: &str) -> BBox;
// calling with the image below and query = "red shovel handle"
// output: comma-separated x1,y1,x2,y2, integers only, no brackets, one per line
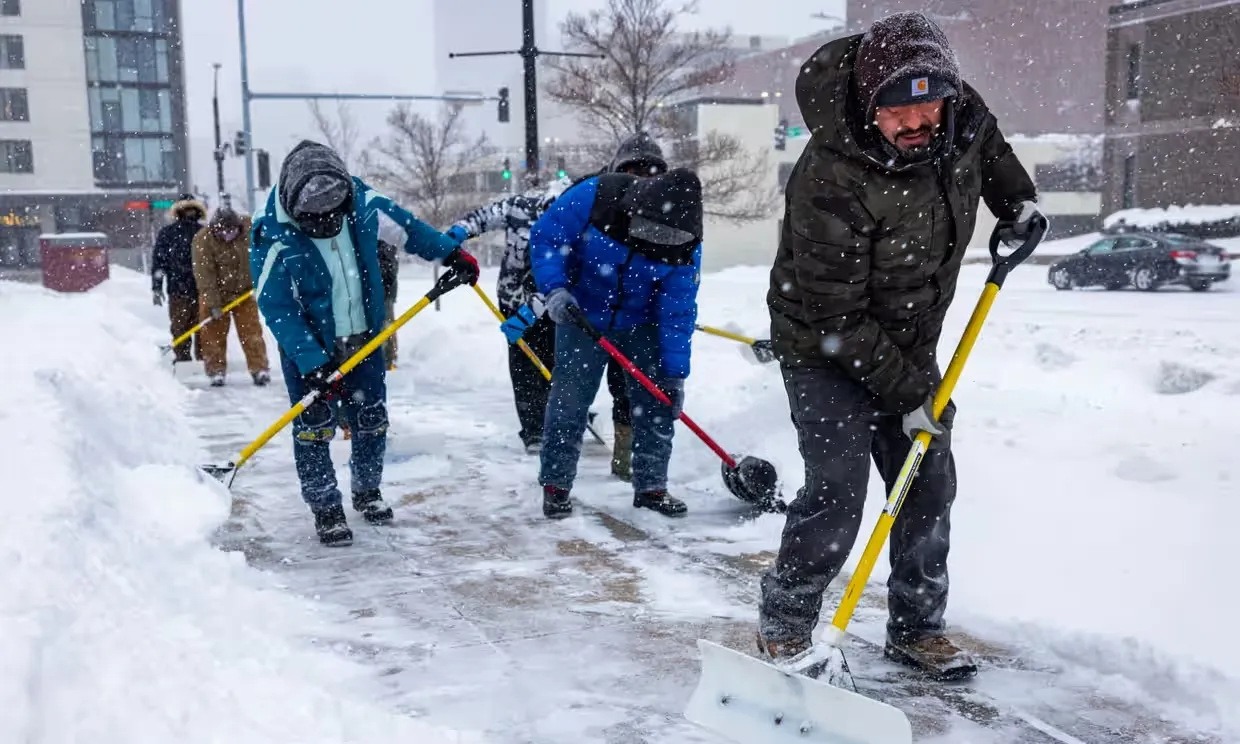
571,308,739,469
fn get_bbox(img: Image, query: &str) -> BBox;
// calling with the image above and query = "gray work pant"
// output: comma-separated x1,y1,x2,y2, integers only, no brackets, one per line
759,364,957,645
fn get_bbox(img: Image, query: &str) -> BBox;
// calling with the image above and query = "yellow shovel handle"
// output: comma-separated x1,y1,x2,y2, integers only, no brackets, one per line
829,281,1000,633
168,290,254,350
694,324,757,345
473,285,552,381
231,291,435,471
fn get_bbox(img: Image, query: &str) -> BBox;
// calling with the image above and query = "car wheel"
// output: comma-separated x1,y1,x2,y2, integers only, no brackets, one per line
1188,279,1211,292
1050,267,1073,290
1132,265,1160,291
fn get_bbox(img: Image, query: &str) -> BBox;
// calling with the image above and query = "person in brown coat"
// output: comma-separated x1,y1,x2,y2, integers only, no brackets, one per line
192,207,271,386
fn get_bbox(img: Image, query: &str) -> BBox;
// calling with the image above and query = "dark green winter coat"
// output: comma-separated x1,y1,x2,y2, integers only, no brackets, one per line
768,32,1037,414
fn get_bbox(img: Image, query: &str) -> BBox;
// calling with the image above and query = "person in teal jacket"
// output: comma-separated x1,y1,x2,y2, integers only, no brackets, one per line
250,140,478,546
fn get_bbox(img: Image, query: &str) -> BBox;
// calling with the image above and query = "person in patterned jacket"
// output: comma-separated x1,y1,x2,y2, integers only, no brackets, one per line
444,175,573,454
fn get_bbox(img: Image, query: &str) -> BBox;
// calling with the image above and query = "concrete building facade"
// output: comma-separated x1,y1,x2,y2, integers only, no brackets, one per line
0,0,189,268
1101,0,1240,214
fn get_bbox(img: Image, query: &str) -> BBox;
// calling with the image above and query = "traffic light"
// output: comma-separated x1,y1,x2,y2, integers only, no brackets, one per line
774,117,788,151
502,157,512,180
256,149,271,190
556,156,566,179
497,87,510,123
234,130,248,156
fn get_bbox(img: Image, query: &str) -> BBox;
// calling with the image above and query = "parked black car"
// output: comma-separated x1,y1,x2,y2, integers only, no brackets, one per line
1047,232,1231,292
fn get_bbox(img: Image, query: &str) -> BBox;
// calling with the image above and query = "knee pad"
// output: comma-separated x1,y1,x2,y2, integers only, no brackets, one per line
294,399,336,442
354,400,389,436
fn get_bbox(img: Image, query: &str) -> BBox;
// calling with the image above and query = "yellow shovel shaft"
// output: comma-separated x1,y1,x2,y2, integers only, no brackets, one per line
230,293,434,472
828,281,1001,634
473,285,553,381
169,290,254,350
695,324,757,346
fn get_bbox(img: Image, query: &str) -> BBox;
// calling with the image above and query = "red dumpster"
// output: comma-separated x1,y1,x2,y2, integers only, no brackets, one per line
40,232,110,292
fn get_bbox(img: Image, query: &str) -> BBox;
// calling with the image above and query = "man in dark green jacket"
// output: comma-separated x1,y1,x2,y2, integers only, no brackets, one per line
759,11,1042,679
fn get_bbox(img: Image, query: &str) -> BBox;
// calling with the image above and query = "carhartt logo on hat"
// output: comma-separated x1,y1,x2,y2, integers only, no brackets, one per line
911,77,930,96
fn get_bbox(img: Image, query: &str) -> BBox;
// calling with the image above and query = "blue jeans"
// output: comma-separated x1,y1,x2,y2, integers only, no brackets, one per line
279,350,389,511
540,322,676,493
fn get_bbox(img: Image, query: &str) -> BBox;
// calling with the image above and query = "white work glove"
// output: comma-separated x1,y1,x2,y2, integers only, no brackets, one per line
901,395,952,449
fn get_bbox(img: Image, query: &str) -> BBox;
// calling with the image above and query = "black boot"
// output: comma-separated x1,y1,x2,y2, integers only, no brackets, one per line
351,489,394,525
542,485,572,519
634,490,687,517
313,504,353,546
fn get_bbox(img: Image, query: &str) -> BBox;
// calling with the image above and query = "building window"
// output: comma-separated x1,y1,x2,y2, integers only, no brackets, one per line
1125,43,1142,101
92,135,177,184
83,36,169,84
1,0,19,17
87,0,172,33
0,35,23,70
0,139,33,173
0,88,28,122
1121,154,1137,209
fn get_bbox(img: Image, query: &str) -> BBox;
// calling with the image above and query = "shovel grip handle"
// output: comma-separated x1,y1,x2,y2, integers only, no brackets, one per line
988,213,1048,288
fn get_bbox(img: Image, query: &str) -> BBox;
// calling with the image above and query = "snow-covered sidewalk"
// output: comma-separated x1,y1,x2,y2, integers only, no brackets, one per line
4,259,1238,742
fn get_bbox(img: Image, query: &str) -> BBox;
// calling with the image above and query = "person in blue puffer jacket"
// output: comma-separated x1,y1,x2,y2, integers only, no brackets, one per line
528,167,704,520
250,140,479,546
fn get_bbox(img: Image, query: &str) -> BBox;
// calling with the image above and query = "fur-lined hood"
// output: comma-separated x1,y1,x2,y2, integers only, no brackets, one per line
168,197,206,223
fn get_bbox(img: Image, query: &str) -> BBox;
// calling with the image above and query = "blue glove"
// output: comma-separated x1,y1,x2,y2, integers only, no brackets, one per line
501,303,538,343
657,377,685,418
445,225,470,245
544,287,579,325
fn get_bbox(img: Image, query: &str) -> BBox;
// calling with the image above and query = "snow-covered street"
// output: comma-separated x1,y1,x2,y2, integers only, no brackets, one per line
4,253,1238,743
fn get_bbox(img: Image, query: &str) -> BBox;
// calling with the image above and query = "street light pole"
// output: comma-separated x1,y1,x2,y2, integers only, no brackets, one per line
520,0,539,178
237,0,256,212
211,62,228,208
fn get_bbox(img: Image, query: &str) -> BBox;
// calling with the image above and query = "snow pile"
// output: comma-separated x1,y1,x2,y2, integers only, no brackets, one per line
0,281,483,744
1103,204,1240,231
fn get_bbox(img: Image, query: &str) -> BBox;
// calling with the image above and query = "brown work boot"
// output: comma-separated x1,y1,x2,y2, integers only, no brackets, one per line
610,422,633,481
755,632,811,662
884,634,978,680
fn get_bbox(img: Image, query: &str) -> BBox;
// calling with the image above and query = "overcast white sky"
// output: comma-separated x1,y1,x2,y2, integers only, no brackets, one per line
181,0,846,202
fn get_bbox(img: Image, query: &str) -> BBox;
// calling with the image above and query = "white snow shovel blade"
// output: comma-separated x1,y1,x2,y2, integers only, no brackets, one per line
685,639,912,744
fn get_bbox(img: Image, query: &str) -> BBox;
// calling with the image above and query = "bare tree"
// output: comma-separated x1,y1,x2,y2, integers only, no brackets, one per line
366,103,490,230
546,0,779,223
306,99,366,173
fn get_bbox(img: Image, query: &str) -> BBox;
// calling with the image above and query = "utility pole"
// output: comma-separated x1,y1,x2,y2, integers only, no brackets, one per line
211,63,229,208
237,0,255,212
449,0,602,180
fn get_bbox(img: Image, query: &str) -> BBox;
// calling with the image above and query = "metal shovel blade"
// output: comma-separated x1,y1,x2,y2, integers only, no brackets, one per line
199,463,236,487
722,455,785,512
749,339,777,365
685,640,912,744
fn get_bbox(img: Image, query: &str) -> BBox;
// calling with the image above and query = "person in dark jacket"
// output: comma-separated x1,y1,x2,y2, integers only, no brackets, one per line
152,194,206,362
445,174,571,453
757,12,1043,679
529,168,703,520
250,140,479,546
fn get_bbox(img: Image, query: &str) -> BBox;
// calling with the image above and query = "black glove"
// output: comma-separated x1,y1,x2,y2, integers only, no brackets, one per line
442,246,480,286
303,364,342,401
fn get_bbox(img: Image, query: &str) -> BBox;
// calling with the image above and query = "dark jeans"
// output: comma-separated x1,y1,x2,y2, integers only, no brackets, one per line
540,322,675,493
759,365,957,645
279,348,389,511
509,314,556,446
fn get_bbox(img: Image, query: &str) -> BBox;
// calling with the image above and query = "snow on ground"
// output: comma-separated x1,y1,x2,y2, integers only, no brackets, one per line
1103,204,1240,230
0,273,486,744
5,253,1239,742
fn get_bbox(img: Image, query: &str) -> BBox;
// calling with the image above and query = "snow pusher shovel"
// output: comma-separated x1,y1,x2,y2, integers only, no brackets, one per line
695,324,777,365
160,289,254,356
201,267,475,487
567,307,786,513
472,285,606,446
684,214,1049,744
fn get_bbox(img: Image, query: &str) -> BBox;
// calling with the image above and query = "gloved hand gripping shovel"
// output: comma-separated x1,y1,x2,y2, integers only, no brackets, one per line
695,324,777,365
684,215,1048,744
160,289,254,357
472,285,606,446
200,268,475,487
567,307,786,513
